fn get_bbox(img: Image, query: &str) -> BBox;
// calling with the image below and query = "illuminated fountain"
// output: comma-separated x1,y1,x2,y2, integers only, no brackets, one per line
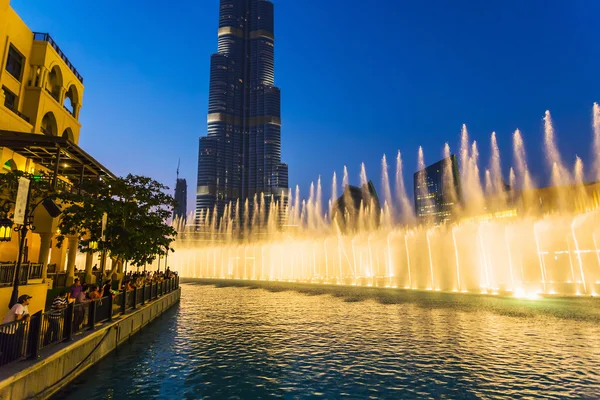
170,106,600,297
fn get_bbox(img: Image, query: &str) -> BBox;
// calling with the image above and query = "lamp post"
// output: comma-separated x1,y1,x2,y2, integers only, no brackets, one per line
9,179,61,308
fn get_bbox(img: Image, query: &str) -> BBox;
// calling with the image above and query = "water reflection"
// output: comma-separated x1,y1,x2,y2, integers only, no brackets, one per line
57,283,600,399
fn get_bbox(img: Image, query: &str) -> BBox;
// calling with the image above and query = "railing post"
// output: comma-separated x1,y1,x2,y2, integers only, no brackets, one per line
27,311,43,360
89,300,97,330
142,284,146,305
132,286,137,310
64,303,74,341
121,290,126,314
107,293,113,321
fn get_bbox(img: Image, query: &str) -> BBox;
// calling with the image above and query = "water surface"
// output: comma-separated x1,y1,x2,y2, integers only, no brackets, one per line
56,282,600,399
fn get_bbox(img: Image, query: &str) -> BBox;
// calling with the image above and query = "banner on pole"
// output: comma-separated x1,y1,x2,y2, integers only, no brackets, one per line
14,177,30,225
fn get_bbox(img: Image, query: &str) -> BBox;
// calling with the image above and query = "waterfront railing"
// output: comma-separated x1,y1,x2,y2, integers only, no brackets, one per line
0,276,179,367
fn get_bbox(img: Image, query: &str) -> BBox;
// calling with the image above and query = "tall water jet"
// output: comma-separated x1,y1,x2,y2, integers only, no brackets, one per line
593,103,600,181
489,132,505,198
381,154,393,218
485,169,493,195
513,129,534,191
459,124,470,190
442,143,459,213
308,182,316,230
316,176,323,228
574,156,587,210
544,110,569,186
294,185,301,224
395,150,414,224
416,147,430,223
331,172,338,219
467,141,485,213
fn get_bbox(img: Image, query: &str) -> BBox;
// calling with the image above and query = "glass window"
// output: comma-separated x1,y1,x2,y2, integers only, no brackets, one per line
5,45,24,81
2,86,17,110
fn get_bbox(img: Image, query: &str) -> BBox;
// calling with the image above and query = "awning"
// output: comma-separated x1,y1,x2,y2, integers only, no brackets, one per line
0,130,116,183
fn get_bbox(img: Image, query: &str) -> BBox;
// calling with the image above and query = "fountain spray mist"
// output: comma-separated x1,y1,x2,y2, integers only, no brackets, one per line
593,103,600,181
395,150,414,224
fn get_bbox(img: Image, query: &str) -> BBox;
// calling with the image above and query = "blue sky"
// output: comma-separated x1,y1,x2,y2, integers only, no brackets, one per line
11,0,600,211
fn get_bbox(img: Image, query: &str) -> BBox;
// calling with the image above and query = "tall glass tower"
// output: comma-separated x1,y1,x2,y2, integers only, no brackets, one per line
196,0,288,227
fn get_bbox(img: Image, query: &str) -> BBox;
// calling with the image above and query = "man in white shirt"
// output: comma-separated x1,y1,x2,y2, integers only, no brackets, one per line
2,294,32,324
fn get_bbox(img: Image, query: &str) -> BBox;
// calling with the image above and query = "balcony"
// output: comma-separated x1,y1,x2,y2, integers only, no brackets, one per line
32,33,84,84
4,104,30,123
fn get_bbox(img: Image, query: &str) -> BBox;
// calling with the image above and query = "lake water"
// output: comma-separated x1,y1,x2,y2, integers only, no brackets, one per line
55,281,600,399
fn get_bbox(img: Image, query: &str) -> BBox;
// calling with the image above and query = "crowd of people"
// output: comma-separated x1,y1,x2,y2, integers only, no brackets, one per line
120,268,177,291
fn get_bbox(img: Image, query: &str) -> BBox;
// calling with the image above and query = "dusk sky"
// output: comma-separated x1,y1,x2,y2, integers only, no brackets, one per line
11,0,600,212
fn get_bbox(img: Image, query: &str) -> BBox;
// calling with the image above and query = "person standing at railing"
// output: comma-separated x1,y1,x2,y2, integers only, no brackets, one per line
88,285,101,301
0,295,31,364
2,295,31,324
44,291,68,346
73,285,89,332
69,278,82,301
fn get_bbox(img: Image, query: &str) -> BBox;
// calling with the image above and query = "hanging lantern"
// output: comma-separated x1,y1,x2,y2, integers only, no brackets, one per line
0,218,13,242
88,239,98,250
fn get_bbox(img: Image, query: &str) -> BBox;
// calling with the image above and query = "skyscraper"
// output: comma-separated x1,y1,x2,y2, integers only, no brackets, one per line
173,178,188,221
413,155,462,224
196,0,288,227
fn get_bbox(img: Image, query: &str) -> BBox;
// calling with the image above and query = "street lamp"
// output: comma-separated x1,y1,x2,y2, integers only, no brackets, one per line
0,218,12,242
88,239,98,251
0,202,13,242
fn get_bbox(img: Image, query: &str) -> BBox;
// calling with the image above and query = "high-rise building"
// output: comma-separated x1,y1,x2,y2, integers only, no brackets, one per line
413,155,462,224
173,178,187,221
196,0,288,227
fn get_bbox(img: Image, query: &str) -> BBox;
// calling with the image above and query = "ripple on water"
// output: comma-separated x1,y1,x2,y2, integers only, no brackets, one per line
55,284,600,399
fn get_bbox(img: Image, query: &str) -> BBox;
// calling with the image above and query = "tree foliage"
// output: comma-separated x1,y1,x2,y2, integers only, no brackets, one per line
56,174,176,267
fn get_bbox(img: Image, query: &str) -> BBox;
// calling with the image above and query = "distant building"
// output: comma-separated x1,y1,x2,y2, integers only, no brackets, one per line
413,155,461,224
332,181,381,232
173,178,187,221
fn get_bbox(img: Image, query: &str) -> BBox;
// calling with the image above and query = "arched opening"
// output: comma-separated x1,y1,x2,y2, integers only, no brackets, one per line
46,65,63,102
63,85,79,117
3,159,17,171
62,128,74,142
41,112,58,136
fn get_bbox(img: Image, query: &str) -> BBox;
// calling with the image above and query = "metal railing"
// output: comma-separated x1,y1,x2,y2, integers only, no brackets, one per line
32,32,84,83
40,308,66,349
72,303,89,335
0,318,30,366
0,262,46,286
0,276,179,368
4,103,31,123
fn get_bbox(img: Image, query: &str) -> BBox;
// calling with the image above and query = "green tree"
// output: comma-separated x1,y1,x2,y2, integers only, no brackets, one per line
56,174,176,269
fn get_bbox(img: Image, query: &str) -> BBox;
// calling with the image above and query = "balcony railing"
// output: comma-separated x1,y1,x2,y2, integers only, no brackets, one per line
32,32,84,84
4,104,31,123
0,276,179,367
0,262,44,287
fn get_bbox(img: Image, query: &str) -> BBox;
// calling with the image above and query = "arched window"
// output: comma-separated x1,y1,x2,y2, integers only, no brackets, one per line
46,66,63,102
62,128,74,142
3,159,17,171
41,112,58,136
63,85,79,117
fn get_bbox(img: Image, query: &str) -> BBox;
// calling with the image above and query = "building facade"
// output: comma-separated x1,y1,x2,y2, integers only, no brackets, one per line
173,178,187,221
0,0,114,290
0,0,83,152
414,155,462,224
196,0,288,227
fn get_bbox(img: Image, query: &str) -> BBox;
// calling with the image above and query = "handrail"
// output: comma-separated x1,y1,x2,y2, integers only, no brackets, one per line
32,32,84,83
0,276,179,368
